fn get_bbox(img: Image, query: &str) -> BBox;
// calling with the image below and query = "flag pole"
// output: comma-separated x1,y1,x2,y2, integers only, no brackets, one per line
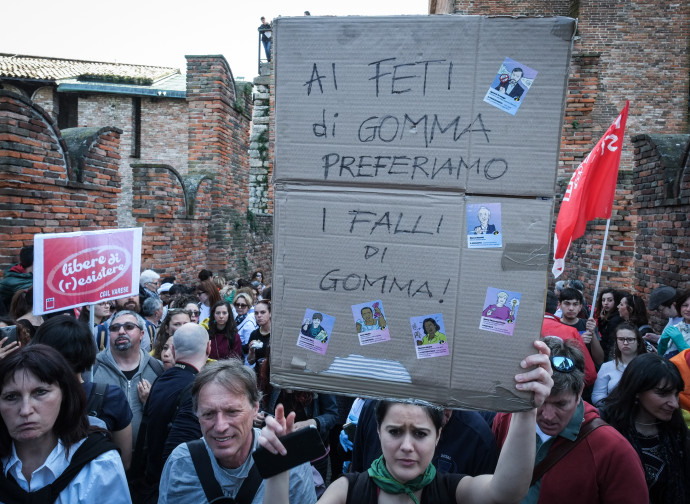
591,218,611,313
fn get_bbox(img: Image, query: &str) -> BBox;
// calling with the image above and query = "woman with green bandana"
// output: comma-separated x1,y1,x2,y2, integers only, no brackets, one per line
259,340,554,504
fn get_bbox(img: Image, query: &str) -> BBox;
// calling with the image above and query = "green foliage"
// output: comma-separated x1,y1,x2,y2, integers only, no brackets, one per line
77,74,153,86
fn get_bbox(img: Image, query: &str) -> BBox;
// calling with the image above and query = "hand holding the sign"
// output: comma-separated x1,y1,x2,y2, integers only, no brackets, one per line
0,337,20,360
514,339,553,409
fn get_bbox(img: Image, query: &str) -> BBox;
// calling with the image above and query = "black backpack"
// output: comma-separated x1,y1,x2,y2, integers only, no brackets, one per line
0,431,117,503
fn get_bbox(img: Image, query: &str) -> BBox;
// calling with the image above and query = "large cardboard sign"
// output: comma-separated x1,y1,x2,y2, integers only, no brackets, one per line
33,228,142,314
271,16,575,411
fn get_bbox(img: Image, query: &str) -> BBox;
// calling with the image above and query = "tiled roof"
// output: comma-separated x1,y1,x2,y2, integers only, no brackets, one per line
0,53,180,83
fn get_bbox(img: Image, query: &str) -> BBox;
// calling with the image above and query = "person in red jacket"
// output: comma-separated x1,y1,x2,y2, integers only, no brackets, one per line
542,291,597,387
492,337,648,504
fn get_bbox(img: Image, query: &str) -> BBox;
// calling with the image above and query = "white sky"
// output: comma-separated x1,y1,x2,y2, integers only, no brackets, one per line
1,1,428,81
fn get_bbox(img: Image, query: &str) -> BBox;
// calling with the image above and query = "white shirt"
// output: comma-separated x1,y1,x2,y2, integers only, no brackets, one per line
592,360,627,406
2,438,131,503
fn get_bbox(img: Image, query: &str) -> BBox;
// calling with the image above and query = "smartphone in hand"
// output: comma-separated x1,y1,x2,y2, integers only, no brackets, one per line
252,426,326,478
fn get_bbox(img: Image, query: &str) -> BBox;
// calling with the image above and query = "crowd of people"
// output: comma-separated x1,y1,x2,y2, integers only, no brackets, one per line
0,244,688,503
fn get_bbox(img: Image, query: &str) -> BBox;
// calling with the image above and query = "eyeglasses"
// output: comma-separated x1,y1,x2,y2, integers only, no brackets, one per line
234,303,249,309
110,322,141,332
617,337,636,344
551,356,576,373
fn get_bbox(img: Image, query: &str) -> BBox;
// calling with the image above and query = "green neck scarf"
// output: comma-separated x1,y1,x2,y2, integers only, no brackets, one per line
367,455,436,504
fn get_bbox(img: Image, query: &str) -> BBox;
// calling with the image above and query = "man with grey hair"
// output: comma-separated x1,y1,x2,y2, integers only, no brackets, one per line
492,337,647,503
141,296,163,352
139,268,161,311
93,309,165,452
158,359,316,503
133,323,212,500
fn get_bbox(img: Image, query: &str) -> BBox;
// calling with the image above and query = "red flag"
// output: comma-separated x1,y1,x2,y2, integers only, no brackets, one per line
552,101,629,278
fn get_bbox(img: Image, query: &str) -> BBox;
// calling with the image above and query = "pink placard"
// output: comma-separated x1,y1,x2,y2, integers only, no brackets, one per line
33,228,142,314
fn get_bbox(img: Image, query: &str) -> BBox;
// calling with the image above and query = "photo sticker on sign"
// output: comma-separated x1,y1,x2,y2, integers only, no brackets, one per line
479,287,522,336
467,203,502,249
410,313,449,359
297,309,335,355
483,57,538,116
351,300,391,345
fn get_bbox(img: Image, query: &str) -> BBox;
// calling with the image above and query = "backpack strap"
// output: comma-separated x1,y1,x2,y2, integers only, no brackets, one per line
97,324,107,351
344,472,375,504
148,357,165,376
86,382,108,420
531,417,607,485
187,439,225,502
0,431,116,503
187,436,263,504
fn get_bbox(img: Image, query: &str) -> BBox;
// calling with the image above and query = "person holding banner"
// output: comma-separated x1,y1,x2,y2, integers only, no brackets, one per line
259,340,554,504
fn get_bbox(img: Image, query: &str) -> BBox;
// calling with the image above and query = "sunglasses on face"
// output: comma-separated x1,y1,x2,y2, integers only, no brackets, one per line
110,322,141,333
188,310,200,316
234,303,249,309
551,355,576,373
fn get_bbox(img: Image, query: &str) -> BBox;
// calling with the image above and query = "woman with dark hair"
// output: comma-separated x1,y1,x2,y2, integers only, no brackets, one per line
0,345,130,502
246,300,271,367
33,316,133,470
618,293,652,336
0,315,29,353
207,301,242,360
601,353,690,503
196,280,221,325
78,301,112,329
151,308,192,369
171,295,201,324
260,340,554,504
658,290,690,358
592,323,647,406
594,288,624,360
421,318,447,345
9,288,42,339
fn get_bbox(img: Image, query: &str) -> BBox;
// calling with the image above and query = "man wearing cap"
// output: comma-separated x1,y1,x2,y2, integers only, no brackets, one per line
492,337,648,504
645,286,684,345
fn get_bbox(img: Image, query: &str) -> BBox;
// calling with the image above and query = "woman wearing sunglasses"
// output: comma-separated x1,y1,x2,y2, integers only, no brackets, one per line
591,323,647,406
601,353,690,503
233,290,258,352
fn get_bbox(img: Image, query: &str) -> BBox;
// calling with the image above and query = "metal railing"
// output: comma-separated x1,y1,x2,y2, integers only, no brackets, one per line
258,29,272,75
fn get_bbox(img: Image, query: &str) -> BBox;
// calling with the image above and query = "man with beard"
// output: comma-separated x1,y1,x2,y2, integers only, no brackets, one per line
95,294,141,351
93,310,165,453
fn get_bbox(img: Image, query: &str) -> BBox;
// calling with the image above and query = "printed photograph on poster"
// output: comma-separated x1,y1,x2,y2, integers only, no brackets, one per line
410,313,449,359
483,57,538,116
467,203,502,249
297,309,335,355
351,300,391,346
479,287,522,336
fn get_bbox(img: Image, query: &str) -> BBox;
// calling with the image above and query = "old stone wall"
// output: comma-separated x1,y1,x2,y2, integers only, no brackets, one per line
1,55,273,287
632,134,690,293
0,90,121,268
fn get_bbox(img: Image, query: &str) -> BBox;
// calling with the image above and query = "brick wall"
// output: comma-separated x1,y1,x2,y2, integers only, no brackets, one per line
442,0,690,301
0,90,121,268
79,94,189,228
1,55,273,287
632,134,690,292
